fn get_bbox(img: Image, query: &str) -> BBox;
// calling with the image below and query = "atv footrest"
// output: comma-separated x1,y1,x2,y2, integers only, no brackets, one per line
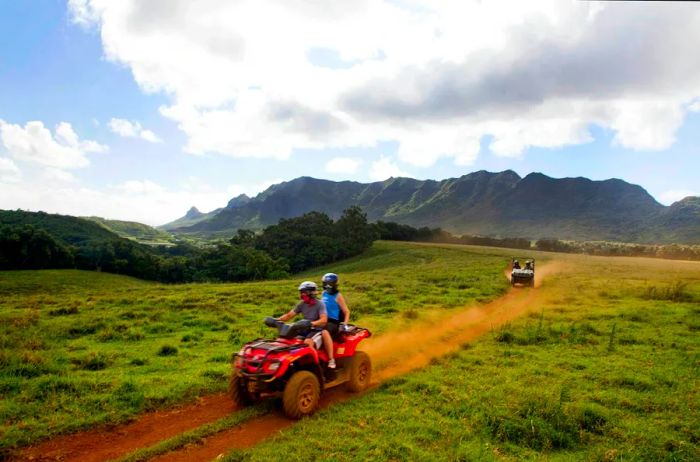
324,369,349,389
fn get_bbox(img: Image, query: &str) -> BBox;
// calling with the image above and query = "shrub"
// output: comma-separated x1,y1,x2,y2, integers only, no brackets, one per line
75,352,109,371
494,324,515,344
402,309,419,319
641,281,692,302
574,403,609,434
201,370,227,381
157,345,178,356
485,397,579,450
48,306,79,316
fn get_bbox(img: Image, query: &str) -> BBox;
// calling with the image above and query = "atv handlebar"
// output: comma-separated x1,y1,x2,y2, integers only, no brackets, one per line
263,316,312,339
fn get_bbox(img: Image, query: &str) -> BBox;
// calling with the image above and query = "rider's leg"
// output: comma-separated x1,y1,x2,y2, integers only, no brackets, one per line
321,330,334,360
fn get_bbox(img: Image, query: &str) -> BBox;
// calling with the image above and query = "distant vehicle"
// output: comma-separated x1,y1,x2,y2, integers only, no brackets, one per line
230,317,372,419
511,258,535,287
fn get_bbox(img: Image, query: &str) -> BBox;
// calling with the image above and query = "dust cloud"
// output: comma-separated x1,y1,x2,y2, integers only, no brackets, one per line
365,262,563,382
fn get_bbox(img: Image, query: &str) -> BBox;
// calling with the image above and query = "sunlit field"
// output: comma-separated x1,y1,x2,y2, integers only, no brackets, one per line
0,241,508,449
2,241,698,461
231,247,700,461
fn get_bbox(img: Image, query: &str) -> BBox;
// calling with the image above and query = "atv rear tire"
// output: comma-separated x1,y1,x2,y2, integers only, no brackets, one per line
230,372,255,407
347,350,371,392
283,371,320,419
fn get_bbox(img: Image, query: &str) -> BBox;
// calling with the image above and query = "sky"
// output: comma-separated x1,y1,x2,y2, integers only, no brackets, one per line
0,0,699,226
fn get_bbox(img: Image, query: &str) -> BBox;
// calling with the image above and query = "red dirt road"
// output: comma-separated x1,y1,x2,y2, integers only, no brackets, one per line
150,388,357,462
13,393,236,462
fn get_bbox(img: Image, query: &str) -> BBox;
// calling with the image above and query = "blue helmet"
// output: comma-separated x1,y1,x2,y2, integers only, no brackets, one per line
322,273,339,293
322,273,338,283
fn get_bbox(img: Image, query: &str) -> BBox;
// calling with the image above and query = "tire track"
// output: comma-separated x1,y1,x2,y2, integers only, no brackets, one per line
13,394,236,462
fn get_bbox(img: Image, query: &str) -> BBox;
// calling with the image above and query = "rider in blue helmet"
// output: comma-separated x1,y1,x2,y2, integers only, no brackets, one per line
320,272,351,369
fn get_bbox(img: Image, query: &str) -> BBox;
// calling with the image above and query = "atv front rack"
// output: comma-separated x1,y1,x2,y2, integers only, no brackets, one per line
236,340,302,378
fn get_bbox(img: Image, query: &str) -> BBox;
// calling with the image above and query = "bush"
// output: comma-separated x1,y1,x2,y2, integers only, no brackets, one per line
641,281,691,302
485,397,580,450
157,345,178,356
74,352,110,371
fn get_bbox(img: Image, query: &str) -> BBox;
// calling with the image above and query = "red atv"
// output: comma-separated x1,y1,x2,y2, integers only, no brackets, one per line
230,317,372,418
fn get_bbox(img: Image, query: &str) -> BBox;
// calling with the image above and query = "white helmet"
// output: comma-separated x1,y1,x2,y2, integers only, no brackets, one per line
298,281,317,292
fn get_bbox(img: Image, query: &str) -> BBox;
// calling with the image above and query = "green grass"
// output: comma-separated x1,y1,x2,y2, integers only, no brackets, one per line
0,241,510,449
2,241,698,460
222,249,700,461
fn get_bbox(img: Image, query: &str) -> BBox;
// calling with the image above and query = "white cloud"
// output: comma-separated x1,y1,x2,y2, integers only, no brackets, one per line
68,0,99,27
0,157,21,183
0,119,107,170
369,156,410,181
70,1,700,167
610,100,684,151
41,168,76,183
0,169,283,226
659,189,698,205
108,118,163,143
688,100,700,112
116,179,166,195
326,157,362,174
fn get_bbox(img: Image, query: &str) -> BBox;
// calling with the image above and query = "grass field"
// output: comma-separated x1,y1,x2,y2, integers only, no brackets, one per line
0,241,509,450
227,248,700,461
1,241,698,460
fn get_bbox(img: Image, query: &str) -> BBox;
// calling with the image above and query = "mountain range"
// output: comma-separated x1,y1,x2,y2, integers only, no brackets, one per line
161,170,700,244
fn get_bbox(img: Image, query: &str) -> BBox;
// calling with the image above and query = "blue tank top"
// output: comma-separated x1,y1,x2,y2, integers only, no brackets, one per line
322,292,341,321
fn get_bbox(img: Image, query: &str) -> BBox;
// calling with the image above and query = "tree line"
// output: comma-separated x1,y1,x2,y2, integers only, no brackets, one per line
2,207,697,283
374,222,700,261
0,207,376,283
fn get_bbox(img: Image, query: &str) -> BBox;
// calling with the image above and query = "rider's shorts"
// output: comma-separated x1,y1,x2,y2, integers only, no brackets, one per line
305,328,323,349
325,320,340,336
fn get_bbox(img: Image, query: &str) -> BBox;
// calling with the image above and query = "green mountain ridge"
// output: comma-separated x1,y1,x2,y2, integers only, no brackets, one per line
162,170,700,244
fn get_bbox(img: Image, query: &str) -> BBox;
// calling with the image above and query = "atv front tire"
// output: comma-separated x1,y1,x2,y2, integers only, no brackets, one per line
348,350,372,392
230,372,255,407
283,371,320,419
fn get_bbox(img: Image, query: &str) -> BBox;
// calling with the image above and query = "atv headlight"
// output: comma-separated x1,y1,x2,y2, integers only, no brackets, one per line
263,361,281,373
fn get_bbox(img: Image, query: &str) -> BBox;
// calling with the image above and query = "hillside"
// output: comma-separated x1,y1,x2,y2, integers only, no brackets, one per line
85,216,175,246
163,171,699,244
0,209,125,245
0,209,166,279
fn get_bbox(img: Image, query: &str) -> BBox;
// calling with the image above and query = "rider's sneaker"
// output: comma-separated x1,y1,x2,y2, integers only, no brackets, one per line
328,359,336,369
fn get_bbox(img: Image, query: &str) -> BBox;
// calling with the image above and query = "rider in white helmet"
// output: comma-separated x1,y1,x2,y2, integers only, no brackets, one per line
277,281,330,360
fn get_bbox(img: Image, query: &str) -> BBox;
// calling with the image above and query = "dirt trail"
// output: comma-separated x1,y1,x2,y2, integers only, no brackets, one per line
14,263,562,462
150,388,357,462
13,394,235,462
366,265,549,381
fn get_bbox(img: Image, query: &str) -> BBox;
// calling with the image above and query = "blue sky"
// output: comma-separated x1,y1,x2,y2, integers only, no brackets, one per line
1,1,699,225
